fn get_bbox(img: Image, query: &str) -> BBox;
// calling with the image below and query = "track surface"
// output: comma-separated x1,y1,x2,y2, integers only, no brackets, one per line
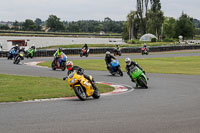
0,53,200,133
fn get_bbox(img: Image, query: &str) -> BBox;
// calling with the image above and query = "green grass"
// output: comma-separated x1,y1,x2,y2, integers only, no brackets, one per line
38,56,200,75
0,74,114,102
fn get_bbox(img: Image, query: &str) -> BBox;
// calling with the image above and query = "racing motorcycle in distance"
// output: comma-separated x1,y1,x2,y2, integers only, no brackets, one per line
25,48,35,58
13,52,24,64
113,48,121,56
108,60,123,76
80,48,89,57
51,53,67,71
141,47,149,55
63,70,100,101
8,48,16,60
129,66,148,88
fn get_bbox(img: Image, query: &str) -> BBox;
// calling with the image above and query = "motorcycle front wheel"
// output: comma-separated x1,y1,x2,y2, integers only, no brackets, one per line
61,62,66,71
80,53,83,57
74,86,87,101
51,61,56,70
139,77,148,88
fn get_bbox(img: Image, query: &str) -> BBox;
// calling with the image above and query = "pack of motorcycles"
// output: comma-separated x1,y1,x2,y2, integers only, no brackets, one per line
8,47,35,64
7,47,149,101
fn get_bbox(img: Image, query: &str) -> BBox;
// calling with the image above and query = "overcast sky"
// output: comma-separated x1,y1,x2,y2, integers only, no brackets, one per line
0,0,199,22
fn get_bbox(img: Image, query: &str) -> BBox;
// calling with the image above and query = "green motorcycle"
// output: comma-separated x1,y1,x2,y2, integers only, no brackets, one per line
26,48,35,58
130,66,148,88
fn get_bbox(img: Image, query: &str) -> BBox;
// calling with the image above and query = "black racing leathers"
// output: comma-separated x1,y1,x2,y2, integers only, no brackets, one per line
105,55,116,71
65,66,94,86
82,45,88,51
105,55,116,65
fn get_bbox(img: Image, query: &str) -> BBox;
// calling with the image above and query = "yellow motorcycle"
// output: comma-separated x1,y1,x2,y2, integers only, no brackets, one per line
64,71,100,101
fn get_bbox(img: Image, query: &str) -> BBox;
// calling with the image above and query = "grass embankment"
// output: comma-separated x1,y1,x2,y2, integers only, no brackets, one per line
0,74,114,102
39,42,176,49
38,56,200,75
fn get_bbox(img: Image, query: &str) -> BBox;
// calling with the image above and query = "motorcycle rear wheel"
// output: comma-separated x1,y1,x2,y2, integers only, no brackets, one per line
92,85,100,99
118,68,123,76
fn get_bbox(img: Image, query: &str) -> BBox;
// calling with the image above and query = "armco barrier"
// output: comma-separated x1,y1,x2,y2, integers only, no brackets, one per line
1,45,200,57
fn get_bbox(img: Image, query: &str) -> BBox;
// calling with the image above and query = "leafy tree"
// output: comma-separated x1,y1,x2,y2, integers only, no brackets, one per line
65,19,123,33
34,18,42,31
12,21,21,30
0,25,10,30
174,13,195,39
122,22,129,41
163,17,176,38
136,0,152,34
146,0,164,38
35,18,42,26
22,19,37,31
126,11,140,40
193,19,200,28
46,15,65,32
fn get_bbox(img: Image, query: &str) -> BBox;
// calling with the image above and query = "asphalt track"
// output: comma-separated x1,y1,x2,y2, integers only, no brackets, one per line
0,52,200,133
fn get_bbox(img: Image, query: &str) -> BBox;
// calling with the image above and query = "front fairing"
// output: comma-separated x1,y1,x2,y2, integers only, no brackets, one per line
130,67,142,79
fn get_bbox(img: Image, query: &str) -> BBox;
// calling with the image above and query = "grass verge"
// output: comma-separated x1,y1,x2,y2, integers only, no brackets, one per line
38,56,200,75
0,74,114,102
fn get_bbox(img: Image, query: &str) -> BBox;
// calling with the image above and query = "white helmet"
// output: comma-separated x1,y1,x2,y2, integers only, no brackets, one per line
125,58,131,65
106,51,110,55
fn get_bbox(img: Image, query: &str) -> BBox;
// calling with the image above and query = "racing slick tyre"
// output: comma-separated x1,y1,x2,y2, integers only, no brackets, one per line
139,77,148,89
61,62,66,71
51,61,56,70
80,53,83,57
74,86,87,101
118,68,123,76
92,85,100,99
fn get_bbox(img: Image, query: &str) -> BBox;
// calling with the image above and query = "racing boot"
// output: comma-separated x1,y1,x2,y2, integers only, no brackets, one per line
136,84,139,88
90,78,97,90
84,75,97,90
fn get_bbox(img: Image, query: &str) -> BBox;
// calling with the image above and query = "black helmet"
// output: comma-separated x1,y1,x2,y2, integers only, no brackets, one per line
59,48,62,52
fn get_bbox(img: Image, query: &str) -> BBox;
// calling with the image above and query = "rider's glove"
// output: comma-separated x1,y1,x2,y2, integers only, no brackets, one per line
63,77,66,80
143,71,146,74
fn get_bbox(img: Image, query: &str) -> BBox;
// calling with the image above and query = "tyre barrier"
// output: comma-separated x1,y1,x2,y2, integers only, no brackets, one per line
1,45,200,57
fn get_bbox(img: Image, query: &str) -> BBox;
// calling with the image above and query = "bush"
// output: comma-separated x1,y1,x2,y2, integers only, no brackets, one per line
151,38,157,42
163,38,175,42
127,39,143,44
127,40,136,44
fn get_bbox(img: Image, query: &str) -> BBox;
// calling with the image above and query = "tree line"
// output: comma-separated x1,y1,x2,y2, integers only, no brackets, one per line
0,16,124,33
0,0,199,41
122,0,197,41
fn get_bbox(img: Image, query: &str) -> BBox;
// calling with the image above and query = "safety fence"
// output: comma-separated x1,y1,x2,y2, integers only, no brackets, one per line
1,45,200,57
